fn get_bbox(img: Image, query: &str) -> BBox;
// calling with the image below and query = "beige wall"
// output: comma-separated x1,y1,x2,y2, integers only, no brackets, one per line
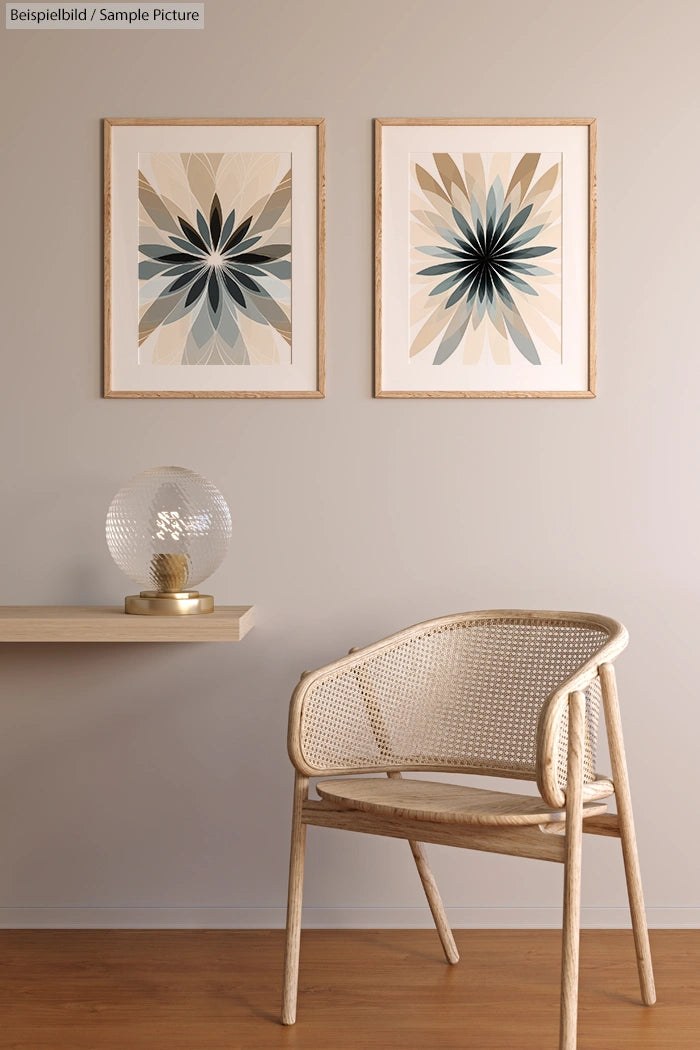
1,0,698,928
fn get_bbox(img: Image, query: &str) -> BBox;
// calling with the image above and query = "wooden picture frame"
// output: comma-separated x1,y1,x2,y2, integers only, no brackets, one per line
104,118,325,398
375,118,596,398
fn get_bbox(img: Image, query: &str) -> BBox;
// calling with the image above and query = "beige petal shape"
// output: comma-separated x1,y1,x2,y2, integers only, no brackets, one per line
461,314,488,365
138,172,181,238
138,293,186,347
451,183,470,222
415,164,451,202
489,306,508,340
411,207,453,236
413,185,457,227
433,153,468,199
146,154,197,220
488,323,511,365
516,299,562,359
517,284,562,324
522,163,560,215
530,199,561,229
249,170,292,235
409,301,454,358
534,220,561,252
487,153,513,197
184,153,218,216
147,311,193,365
250,293,292,345
233,155,285,218
505,153,540,209
237,309,288,365
461,154,486,217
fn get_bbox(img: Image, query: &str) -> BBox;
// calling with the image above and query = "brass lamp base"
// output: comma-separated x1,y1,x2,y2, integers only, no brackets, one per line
125,591,215,615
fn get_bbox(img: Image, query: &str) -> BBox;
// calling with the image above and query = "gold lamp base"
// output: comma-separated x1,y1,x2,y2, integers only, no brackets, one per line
125,591,215,615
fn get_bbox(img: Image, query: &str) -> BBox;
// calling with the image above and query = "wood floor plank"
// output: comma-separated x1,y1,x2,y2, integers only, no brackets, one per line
0,929,696,1049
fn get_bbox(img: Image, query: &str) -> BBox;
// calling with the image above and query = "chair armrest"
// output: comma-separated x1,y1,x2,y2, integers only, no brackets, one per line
536,622,628,808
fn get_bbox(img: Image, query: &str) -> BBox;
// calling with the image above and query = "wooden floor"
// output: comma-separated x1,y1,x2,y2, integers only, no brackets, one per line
0,929,697,1049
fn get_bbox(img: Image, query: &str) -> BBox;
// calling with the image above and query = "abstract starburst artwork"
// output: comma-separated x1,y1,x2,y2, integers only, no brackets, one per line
375,119,595,398
104,119,324,397
138,152,292,366
411,152,561,367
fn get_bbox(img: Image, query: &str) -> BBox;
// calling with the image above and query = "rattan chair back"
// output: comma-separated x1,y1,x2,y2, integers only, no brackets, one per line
288,610,627,808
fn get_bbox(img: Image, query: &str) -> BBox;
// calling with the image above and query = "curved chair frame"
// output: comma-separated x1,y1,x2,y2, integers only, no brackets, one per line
281,610,655,1049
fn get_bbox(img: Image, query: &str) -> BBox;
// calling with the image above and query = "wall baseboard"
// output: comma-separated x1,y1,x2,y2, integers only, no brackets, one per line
0,906,697,929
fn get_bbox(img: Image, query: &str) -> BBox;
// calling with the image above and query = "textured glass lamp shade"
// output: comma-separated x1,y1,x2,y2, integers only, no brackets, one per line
106,466,232,615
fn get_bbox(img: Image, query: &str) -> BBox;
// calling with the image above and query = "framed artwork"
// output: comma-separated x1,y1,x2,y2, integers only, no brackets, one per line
104,118,325,397
375,118,596,398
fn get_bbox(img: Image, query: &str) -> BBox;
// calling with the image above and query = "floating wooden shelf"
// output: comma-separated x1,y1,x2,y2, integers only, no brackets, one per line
0,606,254,642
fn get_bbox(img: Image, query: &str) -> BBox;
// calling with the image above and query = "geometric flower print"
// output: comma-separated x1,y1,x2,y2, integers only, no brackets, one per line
138,152,291,365
411,153,561,366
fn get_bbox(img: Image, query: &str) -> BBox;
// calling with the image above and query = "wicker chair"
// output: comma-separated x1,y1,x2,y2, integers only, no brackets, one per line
281,610,655,1049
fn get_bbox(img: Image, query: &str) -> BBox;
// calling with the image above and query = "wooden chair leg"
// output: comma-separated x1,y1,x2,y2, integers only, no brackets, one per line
281,773,309,1025
385,773,459,965
600,663,656,1005
560,691,585,1050
408,839,460,964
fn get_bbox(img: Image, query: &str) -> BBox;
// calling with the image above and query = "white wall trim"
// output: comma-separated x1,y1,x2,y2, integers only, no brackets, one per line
1,907,697,929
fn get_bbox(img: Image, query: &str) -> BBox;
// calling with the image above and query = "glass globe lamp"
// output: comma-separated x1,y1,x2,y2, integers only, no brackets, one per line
106,466,232,615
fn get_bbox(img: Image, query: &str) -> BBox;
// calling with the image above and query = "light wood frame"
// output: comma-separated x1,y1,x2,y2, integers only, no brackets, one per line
104,118,325,398
281,611,655,1050
375,118,596,398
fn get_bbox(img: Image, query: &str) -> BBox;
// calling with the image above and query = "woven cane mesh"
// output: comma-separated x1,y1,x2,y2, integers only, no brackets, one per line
555,674,603,790
300,618,608,785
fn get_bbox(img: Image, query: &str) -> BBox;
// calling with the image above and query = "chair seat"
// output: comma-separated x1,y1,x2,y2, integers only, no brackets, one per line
316,777,608,826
